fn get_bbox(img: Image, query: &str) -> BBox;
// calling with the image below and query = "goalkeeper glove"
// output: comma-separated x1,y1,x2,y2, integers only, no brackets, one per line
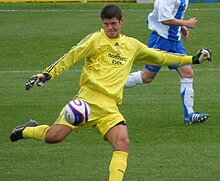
25,73,50,91
192,48,212,64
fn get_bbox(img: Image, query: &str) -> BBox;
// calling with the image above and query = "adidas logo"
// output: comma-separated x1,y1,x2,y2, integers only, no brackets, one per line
114,42,119,46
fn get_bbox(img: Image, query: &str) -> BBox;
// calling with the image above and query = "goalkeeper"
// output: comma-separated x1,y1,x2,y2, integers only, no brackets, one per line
10,4,211,181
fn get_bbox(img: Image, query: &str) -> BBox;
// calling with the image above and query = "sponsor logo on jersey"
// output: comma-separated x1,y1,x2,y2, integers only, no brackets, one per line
108,53,127,65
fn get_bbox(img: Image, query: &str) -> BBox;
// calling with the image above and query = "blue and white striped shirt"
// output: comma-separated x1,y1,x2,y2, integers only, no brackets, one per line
147,0,188,41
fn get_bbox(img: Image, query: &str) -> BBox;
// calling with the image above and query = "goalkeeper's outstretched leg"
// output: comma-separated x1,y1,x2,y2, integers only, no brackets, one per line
10,120,72,143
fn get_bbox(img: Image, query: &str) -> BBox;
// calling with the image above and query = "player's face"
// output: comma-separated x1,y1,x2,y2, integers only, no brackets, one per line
102,17,124,38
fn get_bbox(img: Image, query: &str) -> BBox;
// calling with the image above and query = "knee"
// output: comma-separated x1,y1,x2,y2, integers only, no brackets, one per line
181,71,193,78
141,70,156,83
178,66,194,78
115,137,130,152
142,76,153,83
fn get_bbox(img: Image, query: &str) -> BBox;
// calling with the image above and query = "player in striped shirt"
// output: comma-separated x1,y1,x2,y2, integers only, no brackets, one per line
125,0,209,124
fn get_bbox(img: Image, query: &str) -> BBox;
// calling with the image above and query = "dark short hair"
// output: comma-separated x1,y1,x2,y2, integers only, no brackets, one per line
100,4,122,20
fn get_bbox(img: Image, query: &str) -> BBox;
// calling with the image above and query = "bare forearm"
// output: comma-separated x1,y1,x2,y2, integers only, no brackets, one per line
161,18,197,28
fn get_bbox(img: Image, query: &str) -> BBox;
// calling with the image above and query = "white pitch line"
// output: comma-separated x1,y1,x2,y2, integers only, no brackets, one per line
0,8,220,12
0,9,99,12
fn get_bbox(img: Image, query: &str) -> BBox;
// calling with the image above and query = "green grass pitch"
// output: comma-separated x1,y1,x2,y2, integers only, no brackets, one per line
0,2,220,180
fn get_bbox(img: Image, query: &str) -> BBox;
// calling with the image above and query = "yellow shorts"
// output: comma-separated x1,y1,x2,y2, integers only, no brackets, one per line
54,86,125,137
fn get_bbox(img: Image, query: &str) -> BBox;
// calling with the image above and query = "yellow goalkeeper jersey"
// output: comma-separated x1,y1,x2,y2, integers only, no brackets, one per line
44,29,192,105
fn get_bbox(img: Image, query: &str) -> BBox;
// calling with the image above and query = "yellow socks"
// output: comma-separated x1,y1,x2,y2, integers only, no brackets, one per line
109,151,128,181
23,125,50,142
